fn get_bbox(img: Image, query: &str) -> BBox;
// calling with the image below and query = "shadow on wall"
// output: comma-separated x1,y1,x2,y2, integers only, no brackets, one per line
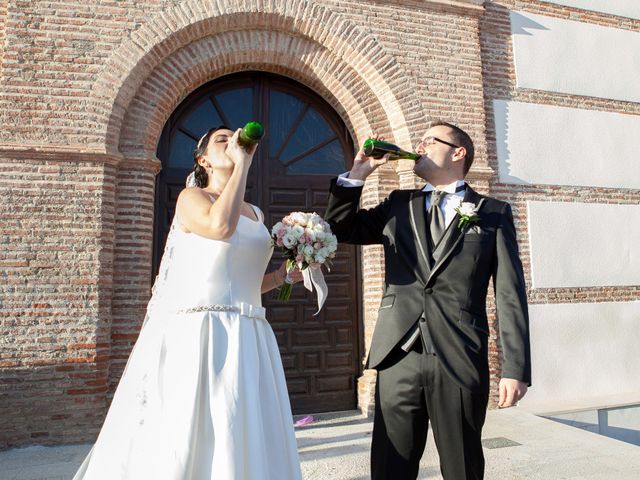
509,12,550,36
0,361,108,449
491,100,531,186
479,2,536,187
544,404,640,446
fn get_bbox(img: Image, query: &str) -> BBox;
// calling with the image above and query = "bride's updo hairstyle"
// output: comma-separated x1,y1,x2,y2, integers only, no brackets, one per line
192,125,229,188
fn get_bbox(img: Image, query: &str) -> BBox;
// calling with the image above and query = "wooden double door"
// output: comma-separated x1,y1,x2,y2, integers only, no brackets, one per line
154,72,362,413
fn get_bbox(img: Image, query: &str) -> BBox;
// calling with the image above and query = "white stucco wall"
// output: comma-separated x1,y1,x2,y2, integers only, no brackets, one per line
527,201,640,288
538,0,640,20
510,11,640,102
498,4,640,414
494,100,640,189
521,301,640,409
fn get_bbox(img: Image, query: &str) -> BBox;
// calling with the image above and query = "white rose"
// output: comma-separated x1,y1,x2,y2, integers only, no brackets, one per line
315,254,326,264
303,245,314,256
283,233,297,249
458,202,478,216
305,228,316,242
291,212,307,225
291,225,305,239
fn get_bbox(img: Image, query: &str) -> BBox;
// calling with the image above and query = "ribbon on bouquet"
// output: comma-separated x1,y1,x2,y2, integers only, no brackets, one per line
302,265,328,315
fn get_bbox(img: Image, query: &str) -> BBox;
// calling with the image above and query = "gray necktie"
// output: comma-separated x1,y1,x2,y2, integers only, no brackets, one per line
429,190,446,246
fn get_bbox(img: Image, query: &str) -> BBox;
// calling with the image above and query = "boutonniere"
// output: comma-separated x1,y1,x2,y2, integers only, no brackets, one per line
454,201,480,231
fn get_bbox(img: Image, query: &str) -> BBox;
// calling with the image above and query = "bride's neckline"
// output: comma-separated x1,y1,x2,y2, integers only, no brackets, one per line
239,212,260,224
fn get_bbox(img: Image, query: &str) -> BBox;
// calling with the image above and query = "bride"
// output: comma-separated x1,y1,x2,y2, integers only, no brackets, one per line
74,126,303,479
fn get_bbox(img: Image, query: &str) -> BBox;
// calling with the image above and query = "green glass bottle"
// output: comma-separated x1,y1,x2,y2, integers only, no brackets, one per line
238,121,265,149
363,138,420,161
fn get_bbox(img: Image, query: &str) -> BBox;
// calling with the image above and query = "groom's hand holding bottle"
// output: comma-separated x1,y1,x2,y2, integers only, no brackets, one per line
347,135,391,182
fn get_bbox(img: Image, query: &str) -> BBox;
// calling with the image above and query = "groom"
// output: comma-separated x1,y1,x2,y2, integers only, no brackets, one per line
325,122,531,479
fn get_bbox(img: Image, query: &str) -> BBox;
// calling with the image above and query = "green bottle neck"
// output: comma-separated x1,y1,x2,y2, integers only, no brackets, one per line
363,139,420,161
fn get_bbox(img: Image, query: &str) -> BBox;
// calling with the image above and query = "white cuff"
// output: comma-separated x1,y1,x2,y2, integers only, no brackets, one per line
336,172,364,188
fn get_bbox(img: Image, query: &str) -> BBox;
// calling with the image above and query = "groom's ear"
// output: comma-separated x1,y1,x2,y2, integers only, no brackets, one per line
450,148,467,175
452,147,466,163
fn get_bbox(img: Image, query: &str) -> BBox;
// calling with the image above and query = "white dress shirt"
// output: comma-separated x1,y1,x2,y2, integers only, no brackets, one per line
422,180,466,227
336,173,466,225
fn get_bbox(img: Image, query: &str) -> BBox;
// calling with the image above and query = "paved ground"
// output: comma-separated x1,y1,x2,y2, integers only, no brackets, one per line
1,407,639,479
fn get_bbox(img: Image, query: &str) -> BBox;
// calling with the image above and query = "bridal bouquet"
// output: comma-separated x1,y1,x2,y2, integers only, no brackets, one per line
271,212,338,314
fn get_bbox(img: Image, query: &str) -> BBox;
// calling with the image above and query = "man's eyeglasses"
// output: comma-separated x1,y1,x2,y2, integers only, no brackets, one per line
415,136,461,150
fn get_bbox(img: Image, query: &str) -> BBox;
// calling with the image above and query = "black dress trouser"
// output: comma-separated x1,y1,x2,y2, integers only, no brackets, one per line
371,340,489,480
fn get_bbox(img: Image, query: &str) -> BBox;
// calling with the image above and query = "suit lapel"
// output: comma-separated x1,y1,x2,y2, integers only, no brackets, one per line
408,189,431,284
426,186,485,285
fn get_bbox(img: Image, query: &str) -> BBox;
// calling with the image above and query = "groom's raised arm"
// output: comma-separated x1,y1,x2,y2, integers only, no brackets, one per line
325,175,391,245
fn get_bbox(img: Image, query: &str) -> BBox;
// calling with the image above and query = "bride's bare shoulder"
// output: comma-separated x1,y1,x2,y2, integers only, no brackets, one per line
178,187,215,206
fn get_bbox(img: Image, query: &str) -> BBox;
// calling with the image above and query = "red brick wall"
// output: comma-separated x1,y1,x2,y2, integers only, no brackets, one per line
0,0,7,81
0,150,118,447
109,162,159,395
0,0,169,147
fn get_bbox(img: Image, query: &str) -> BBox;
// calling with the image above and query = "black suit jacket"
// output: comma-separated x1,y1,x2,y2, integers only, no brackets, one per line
325,179,531,393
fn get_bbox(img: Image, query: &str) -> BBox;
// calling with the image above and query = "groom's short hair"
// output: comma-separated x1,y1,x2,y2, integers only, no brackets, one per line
429,121,475,175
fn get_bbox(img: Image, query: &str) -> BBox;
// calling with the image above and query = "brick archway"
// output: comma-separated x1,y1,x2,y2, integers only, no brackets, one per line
92,1,423,156
117,30,385,159
104,3,426,400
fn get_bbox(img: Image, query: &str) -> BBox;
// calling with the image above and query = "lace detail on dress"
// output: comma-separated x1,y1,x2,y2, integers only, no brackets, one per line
147,218,178,313
136,373,148,426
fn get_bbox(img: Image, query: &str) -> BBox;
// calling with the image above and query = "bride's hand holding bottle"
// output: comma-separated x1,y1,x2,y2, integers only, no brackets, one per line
226,128,258,171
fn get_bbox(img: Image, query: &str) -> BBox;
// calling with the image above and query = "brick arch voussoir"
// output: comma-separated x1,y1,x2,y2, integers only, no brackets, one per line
118,30,391,160
96,0,418,155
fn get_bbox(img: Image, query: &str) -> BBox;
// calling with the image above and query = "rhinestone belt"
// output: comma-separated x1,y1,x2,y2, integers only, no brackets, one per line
176,301,266,320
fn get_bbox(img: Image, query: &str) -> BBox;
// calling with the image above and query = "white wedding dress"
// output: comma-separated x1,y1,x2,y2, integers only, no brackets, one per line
74,204,302,480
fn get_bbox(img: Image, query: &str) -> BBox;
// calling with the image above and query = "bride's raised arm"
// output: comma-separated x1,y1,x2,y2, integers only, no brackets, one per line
176,128,257,240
